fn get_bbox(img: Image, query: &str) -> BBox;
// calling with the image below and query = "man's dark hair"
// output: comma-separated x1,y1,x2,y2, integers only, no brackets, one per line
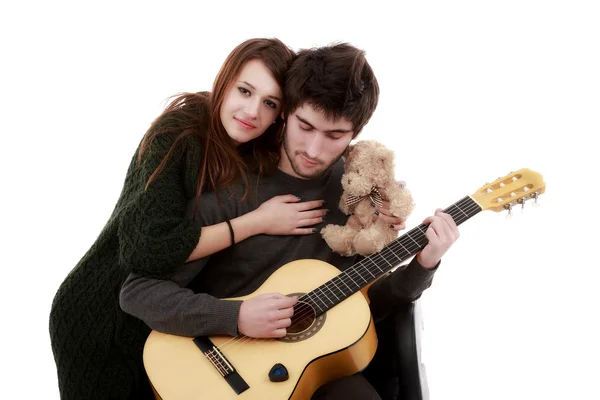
284,42,379,137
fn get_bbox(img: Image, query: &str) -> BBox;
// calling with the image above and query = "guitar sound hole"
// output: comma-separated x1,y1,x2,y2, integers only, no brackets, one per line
287,302,316,334
276,295,327,343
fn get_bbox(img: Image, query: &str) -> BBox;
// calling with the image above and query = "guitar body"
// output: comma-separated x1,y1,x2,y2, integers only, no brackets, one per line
144,259,378,400
143,168,546,399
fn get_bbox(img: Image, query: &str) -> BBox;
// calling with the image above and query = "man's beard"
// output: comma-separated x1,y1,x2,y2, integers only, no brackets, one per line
282,128,345,180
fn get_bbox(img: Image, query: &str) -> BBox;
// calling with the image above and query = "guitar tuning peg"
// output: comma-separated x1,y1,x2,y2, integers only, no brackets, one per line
531,192,542,208
517,198,525,209
504,204,514,220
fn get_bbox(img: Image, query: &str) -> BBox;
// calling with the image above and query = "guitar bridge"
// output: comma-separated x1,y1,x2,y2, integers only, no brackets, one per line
193,336,250,395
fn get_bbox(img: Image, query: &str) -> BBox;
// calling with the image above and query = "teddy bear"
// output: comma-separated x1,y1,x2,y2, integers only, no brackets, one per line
321,140,415,257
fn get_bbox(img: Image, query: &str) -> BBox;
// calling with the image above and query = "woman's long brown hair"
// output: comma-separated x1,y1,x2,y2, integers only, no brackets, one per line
137,38,295,205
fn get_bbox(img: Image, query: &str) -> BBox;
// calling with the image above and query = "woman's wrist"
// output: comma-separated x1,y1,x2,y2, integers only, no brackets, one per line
234,209,265,238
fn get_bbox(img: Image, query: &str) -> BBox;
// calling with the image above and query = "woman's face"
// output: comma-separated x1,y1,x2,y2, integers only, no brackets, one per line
220,59,283,145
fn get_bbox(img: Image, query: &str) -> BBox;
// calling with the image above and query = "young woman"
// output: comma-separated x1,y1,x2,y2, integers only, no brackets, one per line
49,38,327,400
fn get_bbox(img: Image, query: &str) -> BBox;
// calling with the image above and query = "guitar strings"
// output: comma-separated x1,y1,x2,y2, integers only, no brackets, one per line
219,198,480,352
293,196,477,317
214,198,480,354
213,198,480,355
282,197,480,330
212,198,480,355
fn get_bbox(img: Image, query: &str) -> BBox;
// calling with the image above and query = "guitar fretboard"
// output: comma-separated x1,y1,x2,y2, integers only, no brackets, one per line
300,195,482,315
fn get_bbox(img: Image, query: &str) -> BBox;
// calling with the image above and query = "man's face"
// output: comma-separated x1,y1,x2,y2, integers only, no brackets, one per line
280,103,354,179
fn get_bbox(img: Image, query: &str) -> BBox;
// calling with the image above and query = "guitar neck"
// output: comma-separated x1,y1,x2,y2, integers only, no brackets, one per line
302,195,483,315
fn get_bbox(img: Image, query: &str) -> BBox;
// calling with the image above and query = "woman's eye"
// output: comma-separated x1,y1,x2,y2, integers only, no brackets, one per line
265,100,277,109
238,87,250,95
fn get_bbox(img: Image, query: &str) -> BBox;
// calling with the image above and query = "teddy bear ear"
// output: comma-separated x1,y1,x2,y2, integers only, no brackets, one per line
376,147,394,170
344,144,356,159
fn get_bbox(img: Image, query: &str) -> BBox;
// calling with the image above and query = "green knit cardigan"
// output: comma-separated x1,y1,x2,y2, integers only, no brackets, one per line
49,105,205,399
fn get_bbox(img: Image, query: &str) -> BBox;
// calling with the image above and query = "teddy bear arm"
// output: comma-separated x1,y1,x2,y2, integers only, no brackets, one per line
354,223,397,256
383,185,415,220
321,223,360,257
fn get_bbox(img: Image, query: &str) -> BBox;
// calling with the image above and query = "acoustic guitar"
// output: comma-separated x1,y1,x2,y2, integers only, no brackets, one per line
143,168,546,399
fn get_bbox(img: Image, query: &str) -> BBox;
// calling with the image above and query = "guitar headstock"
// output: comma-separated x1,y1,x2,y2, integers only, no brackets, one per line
470,168,546,212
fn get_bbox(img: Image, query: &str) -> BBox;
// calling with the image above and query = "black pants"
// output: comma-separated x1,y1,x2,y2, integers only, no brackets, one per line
129,373,158,400
311,374,382,400
310,309,405,400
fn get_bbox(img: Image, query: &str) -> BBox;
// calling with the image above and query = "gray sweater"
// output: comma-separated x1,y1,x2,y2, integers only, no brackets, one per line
119,160,437,337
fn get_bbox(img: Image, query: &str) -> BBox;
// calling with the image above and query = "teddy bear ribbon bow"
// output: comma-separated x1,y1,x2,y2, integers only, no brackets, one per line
345,187,384,208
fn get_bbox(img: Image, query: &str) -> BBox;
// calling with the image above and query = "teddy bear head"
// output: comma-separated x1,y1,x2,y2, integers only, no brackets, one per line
341,140,395,196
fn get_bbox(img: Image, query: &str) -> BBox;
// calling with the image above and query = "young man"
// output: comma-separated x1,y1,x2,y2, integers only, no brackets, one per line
120,42,459,399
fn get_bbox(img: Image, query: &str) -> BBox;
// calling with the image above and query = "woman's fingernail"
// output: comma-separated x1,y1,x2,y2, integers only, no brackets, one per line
374,211,379,216
312,228,317,233
370,202,375,207
296,196,301,200
390,224,395,229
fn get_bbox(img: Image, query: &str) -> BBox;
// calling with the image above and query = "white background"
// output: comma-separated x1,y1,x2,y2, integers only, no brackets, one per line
1,1,599,399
